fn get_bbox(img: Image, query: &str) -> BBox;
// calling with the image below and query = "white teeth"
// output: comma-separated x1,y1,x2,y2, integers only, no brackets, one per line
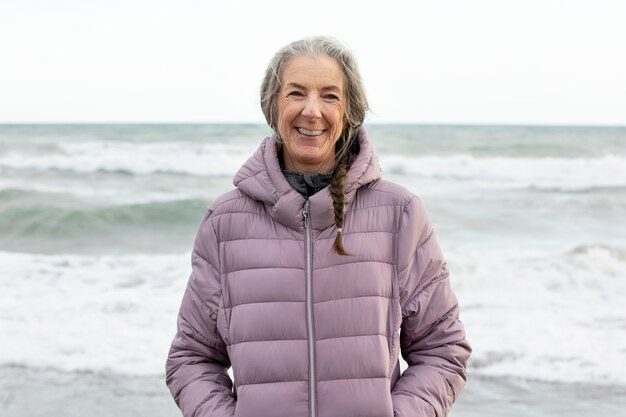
297,128,323,136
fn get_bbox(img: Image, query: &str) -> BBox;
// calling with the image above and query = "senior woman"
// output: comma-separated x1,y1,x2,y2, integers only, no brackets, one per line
166,37,471,417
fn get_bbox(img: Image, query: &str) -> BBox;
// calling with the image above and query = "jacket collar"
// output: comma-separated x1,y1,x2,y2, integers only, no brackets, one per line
233,127,382,231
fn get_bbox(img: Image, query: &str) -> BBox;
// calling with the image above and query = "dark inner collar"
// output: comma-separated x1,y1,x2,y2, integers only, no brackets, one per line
282,170,332,198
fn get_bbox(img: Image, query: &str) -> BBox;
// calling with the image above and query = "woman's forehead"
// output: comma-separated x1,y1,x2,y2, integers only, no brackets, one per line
281,55,344,90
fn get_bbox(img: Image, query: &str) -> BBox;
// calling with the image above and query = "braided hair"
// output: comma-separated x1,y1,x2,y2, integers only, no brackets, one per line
328,134,360,255
329,152,350,255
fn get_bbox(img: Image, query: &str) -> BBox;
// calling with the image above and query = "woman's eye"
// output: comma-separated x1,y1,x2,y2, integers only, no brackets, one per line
324,94,339,100
287,91,304,97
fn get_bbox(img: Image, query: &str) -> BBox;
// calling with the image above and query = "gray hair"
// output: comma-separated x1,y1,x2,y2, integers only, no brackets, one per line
260,36,369,157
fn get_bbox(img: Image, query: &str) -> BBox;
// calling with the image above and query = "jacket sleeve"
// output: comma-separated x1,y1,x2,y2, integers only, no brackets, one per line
391,196,471,417
165,210,237,417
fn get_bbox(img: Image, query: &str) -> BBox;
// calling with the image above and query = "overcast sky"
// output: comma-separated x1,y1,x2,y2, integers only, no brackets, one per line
1,0,625,125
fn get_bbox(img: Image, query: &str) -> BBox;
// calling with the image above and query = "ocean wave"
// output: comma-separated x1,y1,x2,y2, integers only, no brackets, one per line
450,244,626,385
567,243,626,261
0,180,219,205
0,197,209,253
1,245,625,383
523,185,626,194
380,153,626,190
0,195,208,229
0,141,257,177
3,139,626,190
0,251,188,376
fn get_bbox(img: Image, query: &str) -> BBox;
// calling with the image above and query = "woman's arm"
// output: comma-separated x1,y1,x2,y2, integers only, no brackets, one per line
392,196,471,417
166,211,236,417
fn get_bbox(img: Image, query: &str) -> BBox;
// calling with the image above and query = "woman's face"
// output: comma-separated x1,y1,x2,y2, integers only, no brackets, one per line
277,54,346,173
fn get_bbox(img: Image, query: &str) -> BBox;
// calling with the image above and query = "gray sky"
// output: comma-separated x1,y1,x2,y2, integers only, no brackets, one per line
1,0,625,125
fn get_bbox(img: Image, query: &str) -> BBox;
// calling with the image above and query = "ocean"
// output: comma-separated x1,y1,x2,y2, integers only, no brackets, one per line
1,123,625,416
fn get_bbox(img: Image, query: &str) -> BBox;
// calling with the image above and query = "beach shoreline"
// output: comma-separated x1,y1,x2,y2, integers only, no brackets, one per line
2,365,625,417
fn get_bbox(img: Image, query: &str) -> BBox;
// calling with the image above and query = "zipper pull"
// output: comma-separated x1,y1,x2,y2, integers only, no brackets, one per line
303,200,310,226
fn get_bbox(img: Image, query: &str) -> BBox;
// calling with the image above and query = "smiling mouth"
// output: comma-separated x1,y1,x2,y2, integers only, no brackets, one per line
297,127,324,136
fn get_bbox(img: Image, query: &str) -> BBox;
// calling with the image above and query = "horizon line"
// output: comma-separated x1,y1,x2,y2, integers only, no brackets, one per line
1,121,625,128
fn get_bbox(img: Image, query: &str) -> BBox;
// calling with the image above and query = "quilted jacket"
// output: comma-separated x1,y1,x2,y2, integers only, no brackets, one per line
166,127,471,417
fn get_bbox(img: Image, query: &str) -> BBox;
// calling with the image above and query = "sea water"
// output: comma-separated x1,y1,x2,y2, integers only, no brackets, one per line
1,124,625,388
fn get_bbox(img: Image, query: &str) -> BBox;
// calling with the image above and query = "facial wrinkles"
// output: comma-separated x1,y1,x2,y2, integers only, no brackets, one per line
299,83,342,127
276,54,346,172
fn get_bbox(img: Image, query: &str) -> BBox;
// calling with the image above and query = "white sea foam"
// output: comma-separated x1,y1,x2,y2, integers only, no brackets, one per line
0,141,257,177
0,251,188,376
2,140,626,191
2,246,625,384
380,153,626,190
449,245,626,385
0,177,219,205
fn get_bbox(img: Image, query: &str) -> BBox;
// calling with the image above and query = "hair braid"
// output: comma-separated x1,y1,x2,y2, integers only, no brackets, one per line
329,153,350,256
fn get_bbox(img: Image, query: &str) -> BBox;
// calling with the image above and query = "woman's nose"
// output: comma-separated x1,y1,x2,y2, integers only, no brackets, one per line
301,96,322,119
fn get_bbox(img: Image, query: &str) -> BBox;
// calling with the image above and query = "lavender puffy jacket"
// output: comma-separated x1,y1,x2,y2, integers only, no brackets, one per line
166,128,471,417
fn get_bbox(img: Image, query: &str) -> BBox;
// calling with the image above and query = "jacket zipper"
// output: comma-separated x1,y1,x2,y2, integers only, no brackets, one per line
303,200,317,417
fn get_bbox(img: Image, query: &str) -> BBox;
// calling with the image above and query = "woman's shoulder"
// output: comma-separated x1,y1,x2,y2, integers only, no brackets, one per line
196,188,265,234
207,188,249,215
359,178,421,208
205,187,267,217
358,180,432,234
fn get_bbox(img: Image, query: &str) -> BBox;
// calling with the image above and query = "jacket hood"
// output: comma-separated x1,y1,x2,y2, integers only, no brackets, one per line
233,127,382,231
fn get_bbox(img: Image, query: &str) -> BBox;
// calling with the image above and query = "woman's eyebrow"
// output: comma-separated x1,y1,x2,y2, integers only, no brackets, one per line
285,82,306,90
285,82,342,93
321,85,342,93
